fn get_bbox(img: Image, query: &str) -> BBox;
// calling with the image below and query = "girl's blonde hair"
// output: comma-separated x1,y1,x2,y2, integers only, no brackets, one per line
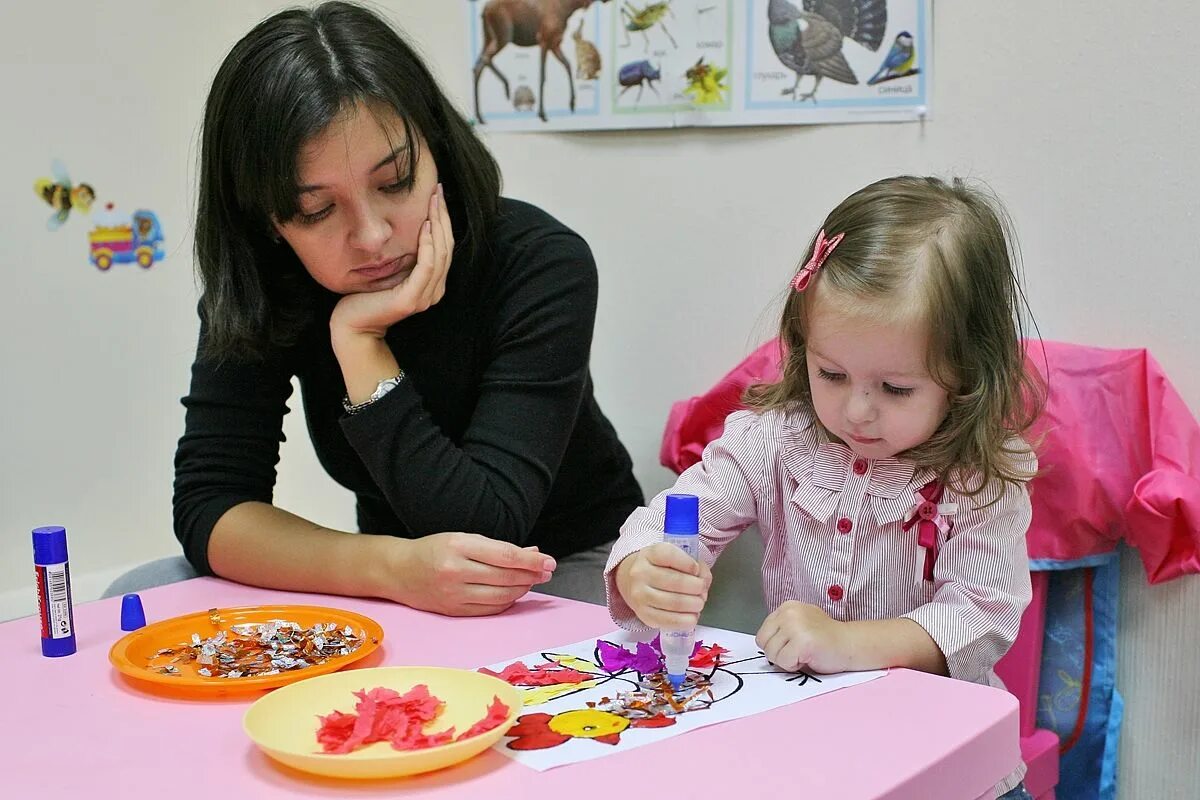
746,176,1045,496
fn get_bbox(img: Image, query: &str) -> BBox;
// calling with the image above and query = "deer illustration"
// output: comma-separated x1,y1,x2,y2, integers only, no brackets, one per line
471,0,612,124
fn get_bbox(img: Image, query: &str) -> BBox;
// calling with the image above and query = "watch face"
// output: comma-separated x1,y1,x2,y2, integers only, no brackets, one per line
371,376,402,401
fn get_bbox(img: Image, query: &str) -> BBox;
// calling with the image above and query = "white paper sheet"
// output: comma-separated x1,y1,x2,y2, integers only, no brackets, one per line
479,625,885,771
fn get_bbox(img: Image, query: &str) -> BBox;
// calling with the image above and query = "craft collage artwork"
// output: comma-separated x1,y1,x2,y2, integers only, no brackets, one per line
476,625,884,771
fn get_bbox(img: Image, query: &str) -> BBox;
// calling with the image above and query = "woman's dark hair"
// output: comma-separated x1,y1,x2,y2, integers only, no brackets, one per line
196,1,501,359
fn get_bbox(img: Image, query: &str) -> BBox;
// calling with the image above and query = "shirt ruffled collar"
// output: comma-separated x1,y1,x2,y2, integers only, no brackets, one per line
777,413,936,525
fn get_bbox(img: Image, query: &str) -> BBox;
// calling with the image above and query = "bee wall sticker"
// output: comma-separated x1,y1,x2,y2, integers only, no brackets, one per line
33,159,96,230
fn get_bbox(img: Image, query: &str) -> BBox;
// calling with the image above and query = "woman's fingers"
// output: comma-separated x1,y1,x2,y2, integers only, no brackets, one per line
424,183,451,307
436,182,454,259
463,534,556,574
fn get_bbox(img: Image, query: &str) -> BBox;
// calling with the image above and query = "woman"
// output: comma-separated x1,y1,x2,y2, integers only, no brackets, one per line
107,1,642,615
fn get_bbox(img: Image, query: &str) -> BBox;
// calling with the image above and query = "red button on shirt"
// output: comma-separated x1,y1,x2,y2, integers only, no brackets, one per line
853,458,868,475
837,517,853,534
918,501,937,520
827,584,844,601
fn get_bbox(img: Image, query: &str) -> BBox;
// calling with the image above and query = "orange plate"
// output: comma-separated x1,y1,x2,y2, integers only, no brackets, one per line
109,604,384,696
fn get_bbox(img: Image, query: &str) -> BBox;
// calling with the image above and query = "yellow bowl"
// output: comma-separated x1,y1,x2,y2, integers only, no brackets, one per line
243,666,521,779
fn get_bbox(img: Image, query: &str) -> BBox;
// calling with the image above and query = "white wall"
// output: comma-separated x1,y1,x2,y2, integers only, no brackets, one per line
1,0,345,606
2,2,1197,796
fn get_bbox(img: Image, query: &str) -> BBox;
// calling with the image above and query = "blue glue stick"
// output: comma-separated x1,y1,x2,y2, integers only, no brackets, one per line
33,526,77,657
660,494,700,691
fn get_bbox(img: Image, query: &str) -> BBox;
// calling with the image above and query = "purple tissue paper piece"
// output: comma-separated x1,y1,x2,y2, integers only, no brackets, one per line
597,636,706,674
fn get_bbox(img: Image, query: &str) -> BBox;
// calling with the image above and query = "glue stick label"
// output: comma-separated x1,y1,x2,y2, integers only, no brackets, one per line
35,562,74,639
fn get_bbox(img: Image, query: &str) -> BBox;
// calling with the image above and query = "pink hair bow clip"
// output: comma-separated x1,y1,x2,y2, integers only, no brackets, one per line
791,229,845,292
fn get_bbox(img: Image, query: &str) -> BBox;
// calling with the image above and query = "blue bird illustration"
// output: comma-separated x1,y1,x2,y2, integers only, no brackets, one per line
767,0,887,102
867,30,917,85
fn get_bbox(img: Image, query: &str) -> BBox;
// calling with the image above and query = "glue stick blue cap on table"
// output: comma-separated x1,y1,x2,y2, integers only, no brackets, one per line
32,526,77,657
120,593,147,631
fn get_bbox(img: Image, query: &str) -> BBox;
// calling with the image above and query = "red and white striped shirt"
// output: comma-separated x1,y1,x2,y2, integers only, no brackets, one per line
606,408,1034,794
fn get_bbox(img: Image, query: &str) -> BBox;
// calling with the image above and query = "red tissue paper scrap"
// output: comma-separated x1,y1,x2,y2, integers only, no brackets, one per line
316,685,510,754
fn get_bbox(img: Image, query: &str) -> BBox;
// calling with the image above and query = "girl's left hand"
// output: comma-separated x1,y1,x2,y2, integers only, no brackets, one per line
330,183,454,342
755,601,850,674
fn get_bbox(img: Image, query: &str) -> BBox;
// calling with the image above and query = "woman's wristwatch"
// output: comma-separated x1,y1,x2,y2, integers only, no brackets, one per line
342,371,405,415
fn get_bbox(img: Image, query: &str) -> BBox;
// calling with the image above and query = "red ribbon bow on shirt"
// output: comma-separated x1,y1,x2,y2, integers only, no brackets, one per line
901,480,953,582
791,229,845,292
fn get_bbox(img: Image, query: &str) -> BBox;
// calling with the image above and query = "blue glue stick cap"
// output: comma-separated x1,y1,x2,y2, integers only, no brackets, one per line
120,593,147,631
664,494,699,534
32,526,68,565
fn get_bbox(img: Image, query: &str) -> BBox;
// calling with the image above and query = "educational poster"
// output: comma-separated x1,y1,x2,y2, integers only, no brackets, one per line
466,0,929,131
477,626,885,770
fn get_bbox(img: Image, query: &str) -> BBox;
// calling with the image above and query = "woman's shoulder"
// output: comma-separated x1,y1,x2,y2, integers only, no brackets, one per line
193,297,303,370
481,198,596,292
494,197,588,250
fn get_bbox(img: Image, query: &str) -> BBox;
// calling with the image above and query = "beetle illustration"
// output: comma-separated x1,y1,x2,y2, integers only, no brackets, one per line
618,60,662,104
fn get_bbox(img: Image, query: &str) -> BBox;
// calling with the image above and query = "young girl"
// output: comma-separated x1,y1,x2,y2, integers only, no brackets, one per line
106,2,642,615
605,176,1043,799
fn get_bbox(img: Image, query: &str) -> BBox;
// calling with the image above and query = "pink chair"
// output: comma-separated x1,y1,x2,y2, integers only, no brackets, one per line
662,339,1200,586
993,572,1058,799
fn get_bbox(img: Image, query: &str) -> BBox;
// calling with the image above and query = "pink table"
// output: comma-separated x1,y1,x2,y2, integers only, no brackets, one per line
4,578,1019,798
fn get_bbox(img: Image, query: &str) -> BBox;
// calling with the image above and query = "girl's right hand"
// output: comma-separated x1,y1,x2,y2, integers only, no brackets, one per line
615,543,712,630
375,532,556,617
